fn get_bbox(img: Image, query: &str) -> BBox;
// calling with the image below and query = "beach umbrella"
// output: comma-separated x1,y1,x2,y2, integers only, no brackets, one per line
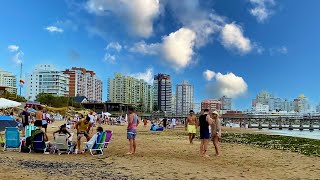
103,112,112,116
0,98,21,109
0,116,18,131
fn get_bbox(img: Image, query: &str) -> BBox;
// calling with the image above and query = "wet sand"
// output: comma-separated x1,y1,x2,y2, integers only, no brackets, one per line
1,122,320,179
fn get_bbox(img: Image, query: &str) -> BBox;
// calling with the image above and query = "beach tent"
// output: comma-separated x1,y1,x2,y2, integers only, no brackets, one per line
0,116,19,131
0,98,21,109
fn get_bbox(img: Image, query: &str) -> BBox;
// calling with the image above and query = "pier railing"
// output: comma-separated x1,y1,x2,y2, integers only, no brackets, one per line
222,114,320,131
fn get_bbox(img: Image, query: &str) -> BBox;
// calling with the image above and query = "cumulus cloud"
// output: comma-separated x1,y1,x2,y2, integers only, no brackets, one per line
249,0,276,23
129,68,154,84
103,53,116,63
86,0,160,38
162,28,196,69
203,70,216,81
129,41,160,55
45,26,64,33
106,42,122,52
205,70,248,98
221,23,252,54
166,1,225,48
8,45,19,52
129,28,196,70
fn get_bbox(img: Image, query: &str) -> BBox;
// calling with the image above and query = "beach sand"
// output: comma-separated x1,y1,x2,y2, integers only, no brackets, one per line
1,122,320,179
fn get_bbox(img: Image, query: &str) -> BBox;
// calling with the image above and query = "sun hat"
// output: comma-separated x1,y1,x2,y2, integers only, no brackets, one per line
212,111,219,116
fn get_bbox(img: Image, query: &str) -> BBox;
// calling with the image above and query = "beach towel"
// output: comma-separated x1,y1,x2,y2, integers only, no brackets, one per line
85,133,98,150
92,132,104,149
96,131,106,149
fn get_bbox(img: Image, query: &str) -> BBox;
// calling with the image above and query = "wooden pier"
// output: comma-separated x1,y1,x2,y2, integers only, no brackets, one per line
221,113,320,131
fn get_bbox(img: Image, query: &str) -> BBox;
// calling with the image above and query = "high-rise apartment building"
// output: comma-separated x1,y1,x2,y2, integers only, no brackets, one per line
252,91,309,113
0,69,17,94
25,64,69,100
220,96,232,110
153,73,172,114
63,67,102,102
176,80,194,116
171,93,176,115
201,99,222,111
108,73,153,112
293,94,310,113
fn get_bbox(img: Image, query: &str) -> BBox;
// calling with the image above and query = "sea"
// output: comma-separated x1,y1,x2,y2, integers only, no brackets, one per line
229,123,320,140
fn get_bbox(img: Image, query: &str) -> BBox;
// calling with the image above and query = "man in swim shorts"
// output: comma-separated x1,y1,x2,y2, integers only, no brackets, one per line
186,110,197,144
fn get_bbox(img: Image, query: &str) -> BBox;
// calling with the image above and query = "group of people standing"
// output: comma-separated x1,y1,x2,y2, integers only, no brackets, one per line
186,109,221,157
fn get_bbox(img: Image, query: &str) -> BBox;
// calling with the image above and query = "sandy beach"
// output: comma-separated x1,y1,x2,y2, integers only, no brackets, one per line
1,122,320,180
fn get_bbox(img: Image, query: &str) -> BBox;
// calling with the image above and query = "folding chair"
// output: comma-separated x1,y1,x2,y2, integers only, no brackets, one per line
32,132,48,153
54,134,70,155
3,127,21,151
25,125,37,138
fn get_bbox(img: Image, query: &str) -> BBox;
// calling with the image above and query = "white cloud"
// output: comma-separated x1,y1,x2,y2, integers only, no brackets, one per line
106,42,122,52
205,70,248,98
278,46,288,54
86,0,160,38
129,41,160,55
269,46,288,55
249,0,275,23
103,53,116,63
166,1,225,48
45,26,64,33
221,23,252,54
8,45,19,52
129,68,154,84
12,51,24,65
162,28,196,69
129,28,196,70
203,70,216,81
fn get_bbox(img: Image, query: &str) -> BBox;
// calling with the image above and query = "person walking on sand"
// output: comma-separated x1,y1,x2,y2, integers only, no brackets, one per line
186,110,197,144
211,111,221,156
198,109,213,157
127,107,139,155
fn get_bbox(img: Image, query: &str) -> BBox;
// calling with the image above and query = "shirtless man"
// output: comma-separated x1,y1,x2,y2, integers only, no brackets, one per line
186,110,197,144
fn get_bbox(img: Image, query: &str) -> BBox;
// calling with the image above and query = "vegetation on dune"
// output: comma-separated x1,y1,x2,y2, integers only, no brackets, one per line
222,133,320,157
36,93,82,108
0,90,27,102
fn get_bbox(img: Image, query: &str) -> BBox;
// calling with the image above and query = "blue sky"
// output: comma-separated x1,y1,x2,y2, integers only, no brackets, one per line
1,0,320,110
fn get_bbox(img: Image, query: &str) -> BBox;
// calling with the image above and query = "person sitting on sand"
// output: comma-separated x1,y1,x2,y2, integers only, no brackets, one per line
210,111,221,156
127,107,139,155
75,116,92,151
197,109,213,158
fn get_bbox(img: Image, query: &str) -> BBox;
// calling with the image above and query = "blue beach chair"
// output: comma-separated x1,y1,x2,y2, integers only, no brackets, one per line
3,127,21,151
31,131,48,153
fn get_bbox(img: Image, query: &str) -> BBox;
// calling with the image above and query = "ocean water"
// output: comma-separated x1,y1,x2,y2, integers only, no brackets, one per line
261,129,320,140
228,123,320,140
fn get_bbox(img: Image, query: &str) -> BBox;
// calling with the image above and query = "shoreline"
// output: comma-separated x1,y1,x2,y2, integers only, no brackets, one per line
1,123,320,179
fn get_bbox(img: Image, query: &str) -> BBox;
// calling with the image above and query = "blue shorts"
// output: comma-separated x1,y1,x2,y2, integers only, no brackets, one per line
200,130,210,139
127,129,137,139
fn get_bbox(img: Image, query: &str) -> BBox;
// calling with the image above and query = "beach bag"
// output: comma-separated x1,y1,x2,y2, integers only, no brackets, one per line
21,146,30,153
